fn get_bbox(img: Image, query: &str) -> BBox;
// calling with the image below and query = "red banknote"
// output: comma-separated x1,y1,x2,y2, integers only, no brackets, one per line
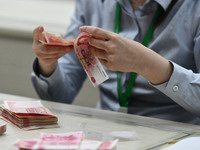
38,30,109,87
0,101,58,130
74,32,109,87
40,31,75,46
13,131,118,150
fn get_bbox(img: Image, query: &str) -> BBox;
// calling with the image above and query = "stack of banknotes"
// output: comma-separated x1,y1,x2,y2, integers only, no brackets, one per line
0,101,58,130
0,123,6,135
13,131,118,150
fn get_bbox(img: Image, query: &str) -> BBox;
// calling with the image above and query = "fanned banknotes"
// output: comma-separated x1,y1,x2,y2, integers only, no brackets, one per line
39,30,109,87
13,131,118,150
0,101,58,130
40,31,75,46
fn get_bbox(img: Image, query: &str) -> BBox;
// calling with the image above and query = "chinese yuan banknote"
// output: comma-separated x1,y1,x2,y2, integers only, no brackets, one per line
0,123,6,135
36,132,84,149
4,100,53,115
13,132,118,150
38,30,109,87
74,32,109,87
99,139,118,150
79,140,102,150
0,101,58,130
13,139,38,150
40,31,75,46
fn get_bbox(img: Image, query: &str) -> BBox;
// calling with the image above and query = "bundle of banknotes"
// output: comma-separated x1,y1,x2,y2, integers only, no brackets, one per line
40,31,75,46
41,31,109,87
0,123,6,135
13,131,118,150
0,101,58,130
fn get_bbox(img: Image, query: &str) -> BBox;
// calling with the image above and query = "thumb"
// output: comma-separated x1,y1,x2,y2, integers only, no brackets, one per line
33,26,45,42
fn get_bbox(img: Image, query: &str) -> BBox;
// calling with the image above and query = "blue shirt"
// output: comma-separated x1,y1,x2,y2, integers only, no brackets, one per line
32,0,200,124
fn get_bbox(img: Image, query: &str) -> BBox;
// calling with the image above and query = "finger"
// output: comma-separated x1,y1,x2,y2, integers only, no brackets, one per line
33,26,45,42
37,52,66,60
98,59,108,68
89,38,108,51
79,26,112,40
40,45,74,54
88,46,108,60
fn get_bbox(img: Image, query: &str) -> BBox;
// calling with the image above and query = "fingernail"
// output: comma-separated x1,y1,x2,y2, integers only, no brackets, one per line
39,26,43,31
79,26,86,31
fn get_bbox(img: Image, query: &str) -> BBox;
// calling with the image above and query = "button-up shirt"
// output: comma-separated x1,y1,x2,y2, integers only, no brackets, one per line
32,0,200,124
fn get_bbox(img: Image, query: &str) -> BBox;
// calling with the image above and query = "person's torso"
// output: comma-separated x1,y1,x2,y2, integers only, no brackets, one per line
68,0,200,123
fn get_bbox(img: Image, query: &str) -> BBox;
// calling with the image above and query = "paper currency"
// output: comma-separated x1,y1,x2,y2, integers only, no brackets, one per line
79,140,102,150
4,101,53,115
37,132,83,149
74,32,109,87
0,101,58,130
13,131,118,150
12,139,38,150
38,29,109,87
99,139,118,150
40,31,75,46
0,123,6,135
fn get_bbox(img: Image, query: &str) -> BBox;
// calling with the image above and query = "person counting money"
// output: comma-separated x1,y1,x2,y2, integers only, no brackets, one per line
31,0,200,124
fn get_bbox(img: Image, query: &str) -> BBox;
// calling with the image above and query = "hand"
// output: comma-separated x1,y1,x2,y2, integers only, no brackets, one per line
79,26,173,84
32,26,74,77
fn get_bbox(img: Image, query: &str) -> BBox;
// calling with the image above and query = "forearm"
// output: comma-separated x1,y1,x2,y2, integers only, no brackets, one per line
38,59,57,77
32,58,77,103
136,46,173,85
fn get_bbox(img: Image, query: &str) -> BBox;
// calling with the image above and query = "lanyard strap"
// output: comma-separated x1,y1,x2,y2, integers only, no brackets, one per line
115,2,163,107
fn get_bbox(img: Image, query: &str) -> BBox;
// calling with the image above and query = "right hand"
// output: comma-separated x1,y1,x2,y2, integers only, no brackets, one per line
32,26,74,77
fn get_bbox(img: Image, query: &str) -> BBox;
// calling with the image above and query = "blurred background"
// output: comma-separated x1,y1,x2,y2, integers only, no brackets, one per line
0,0,99,108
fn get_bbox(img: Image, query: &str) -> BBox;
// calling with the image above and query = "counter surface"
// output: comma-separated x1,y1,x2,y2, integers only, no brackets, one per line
0,93,200,150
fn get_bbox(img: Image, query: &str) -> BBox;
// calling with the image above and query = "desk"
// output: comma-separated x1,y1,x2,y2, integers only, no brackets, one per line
0,93,200,150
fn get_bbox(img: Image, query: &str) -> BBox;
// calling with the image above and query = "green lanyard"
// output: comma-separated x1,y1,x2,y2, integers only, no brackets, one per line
115,2,163,107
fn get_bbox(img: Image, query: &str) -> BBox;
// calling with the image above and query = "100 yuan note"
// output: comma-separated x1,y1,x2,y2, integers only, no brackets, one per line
74,32,109,87
37,132,84,149
4,101,53,115
13,132,84,150
40,31,75,46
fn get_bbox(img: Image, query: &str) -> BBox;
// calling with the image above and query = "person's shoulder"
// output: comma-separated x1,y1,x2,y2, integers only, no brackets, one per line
76,0,116,8
75,0,102,10
187,0,200,13
75,0,116,14
76,0,102,5
189,0,200,19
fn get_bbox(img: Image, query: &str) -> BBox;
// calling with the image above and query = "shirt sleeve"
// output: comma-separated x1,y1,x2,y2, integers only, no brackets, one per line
152,61,200,116
31,0,87,104
152,5,200,117
152,13,200,116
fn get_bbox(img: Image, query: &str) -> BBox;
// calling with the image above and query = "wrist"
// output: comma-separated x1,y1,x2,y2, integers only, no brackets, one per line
137,48,173,85
38,59,57,77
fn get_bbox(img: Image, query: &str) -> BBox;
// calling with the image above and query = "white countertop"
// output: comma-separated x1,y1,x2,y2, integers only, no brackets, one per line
1,93,200,150
0,0,75,38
